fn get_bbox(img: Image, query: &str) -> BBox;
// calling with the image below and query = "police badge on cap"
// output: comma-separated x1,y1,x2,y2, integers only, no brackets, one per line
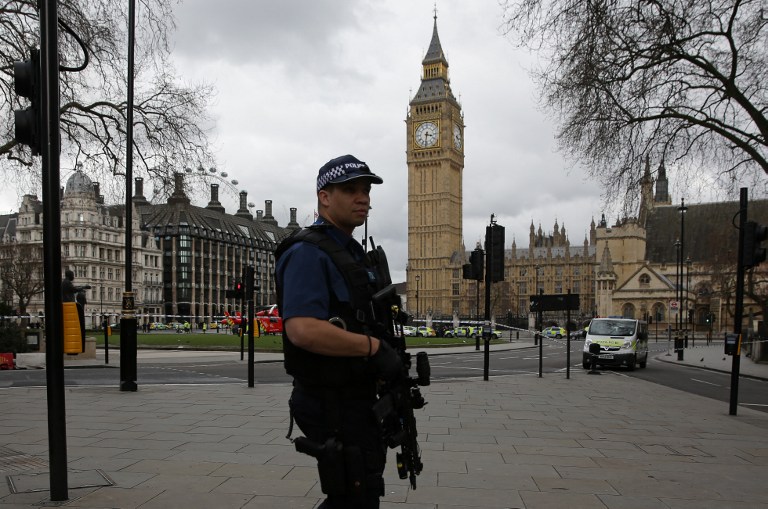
316,155,384,192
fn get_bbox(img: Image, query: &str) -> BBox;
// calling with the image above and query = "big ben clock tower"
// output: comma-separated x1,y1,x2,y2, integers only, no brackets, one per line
406,14,464,318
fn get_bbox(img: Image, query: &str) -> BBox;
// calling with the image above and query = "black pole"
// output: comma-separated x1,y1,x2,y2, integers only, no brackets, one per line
483,219,493,381
534,266,539,346
475,280,480,351
39,0,68,500
538,289,543,378
566,289,571,379
240,308,244,360
730,188,748,415
678,199,687,359
675,241,679,356
247,266,255,388
120,0,138,391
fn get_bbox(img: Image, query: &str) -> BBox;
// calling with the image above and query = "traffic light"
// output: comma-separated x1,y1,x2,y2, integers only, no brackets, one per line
225,280,243,299
470,247,484,281
13,48,42,156
742,220,768,268
244,266,254,297
486,224,505,282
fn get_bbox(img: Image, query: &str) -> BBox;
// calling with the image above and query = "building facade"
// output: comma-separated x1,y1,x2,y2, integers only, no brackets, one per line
0,170,297,328
0,170,164,327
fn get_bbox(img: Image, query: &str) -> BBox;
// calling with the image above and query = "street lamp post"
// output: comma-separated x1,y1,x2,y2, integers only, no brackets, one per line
101,285,108,364
675,239,682,360
415,275,420,323
534,264,541,346
686,256,692,347
678,199,688,359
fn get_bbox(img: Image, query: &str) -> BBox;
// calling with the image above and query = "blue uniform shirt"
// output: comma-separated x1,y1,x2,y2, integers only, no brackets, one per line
276,217,367,322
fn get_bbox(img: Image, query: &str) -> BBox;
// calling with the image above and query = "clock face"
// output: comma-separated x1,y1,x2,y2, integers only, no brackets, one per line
453,124,462,149
415,121,438,148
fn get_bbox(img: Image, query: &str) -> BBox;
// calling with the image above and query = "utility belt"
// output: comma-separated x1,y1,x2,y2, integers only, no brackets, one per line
292,378,376,401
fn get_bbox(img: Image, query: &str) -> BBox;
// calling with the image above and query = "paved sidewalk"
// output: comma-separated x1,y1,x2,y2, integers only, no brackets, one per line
2,341,768,508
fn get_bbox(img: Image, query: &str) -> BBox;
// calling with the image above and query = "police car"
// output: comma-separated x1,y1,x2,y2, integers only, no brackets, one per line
582,318,649,371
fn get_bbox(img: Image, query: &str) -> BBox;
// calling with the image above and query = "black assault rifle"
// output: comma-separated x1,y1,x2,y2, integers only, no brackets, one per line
367,240,430,489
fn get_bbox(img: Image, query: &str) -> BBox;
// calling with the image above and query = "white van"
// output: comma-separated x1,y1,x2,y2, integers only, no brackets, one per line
582,318,649,371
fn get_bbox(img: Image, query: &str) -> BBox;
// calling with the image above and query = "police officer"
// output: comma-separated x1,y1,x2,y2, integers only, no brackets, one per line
276,154,404,509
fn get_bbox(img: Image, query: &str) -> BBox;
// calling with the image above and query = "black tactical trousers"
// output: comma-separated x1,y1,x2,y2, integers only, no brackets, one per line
290,385,386,509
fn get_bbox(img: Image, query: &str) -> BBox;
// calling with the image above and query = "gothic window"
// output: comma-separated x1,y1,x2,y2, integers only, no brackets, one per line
639,274,651,288
653,303,666,323
622,303,636,319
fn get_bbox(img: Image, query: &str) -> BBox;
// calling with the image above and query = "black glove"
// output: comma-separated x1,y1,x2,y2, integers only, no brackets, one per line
370,340,404,382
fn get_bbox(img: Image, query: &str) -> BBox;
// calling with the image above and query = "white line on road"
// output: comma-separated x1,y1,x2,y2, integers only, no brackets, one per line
691,378,721,387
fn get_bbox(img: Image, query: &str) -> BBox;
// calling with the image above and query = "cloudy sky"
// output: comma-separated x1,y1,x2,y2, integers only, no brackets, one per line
0,0,629,282
170,0,612,282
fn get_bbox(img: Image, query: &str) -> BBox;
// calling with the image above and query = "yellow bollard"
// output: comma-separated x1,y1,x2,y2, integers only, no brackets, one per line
63,302,82,354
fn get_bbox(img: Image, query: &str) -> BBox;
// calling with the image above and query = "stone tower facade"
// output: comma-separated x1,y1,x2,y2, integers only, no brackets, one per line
406,15,465,318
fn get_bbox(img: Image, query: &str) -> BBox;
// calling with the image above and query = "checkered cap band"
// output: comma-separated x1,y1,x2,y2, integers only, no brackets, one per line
316,155,382,191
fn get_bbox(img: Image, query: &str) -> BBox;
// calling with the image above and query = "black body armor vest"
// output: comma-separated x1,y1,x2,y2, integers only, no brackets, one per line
275,226,380,388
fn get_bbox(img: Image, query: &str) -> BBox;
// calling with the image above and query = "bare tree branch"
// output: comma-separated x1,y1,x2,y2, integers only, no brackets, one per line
0,0,216,201
0,240,44,315
501,0,767,207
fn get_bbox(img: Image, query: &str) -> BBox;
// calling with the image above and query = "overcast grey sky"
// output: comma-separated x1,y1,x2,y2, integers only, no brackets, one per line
168,0,611,282
0,0,635,282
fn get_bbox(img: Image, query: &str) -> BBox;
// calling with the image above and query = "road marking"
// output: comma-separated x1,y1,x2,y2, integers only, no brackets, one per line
691,378,720,387
742,403,768,407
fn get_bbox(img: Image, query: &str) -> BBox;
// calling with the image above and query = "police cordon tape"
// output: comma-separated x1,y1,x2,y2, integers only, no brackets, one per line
0,313,240,320
0,313,239,323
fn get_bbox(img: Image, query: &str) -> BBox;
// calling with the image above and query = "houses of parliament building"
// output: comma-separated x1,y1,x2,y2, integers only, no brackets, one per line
405,16,767,333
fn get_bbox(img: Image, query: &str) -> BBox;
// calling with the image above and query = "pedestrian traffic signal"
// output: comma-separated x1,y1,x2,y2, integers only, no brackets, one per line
13,48,42,156
225,280,244,299
742,220,768,268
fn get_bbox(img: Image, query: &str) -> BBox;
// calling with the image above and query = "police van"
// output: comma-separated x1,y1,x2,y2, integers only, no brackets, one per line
582,318,649,371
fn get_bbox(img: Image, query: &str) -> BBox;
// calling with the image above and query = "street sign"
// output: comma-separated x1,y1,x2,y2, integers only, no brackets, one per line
530,293,580,312
669,300,679,310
